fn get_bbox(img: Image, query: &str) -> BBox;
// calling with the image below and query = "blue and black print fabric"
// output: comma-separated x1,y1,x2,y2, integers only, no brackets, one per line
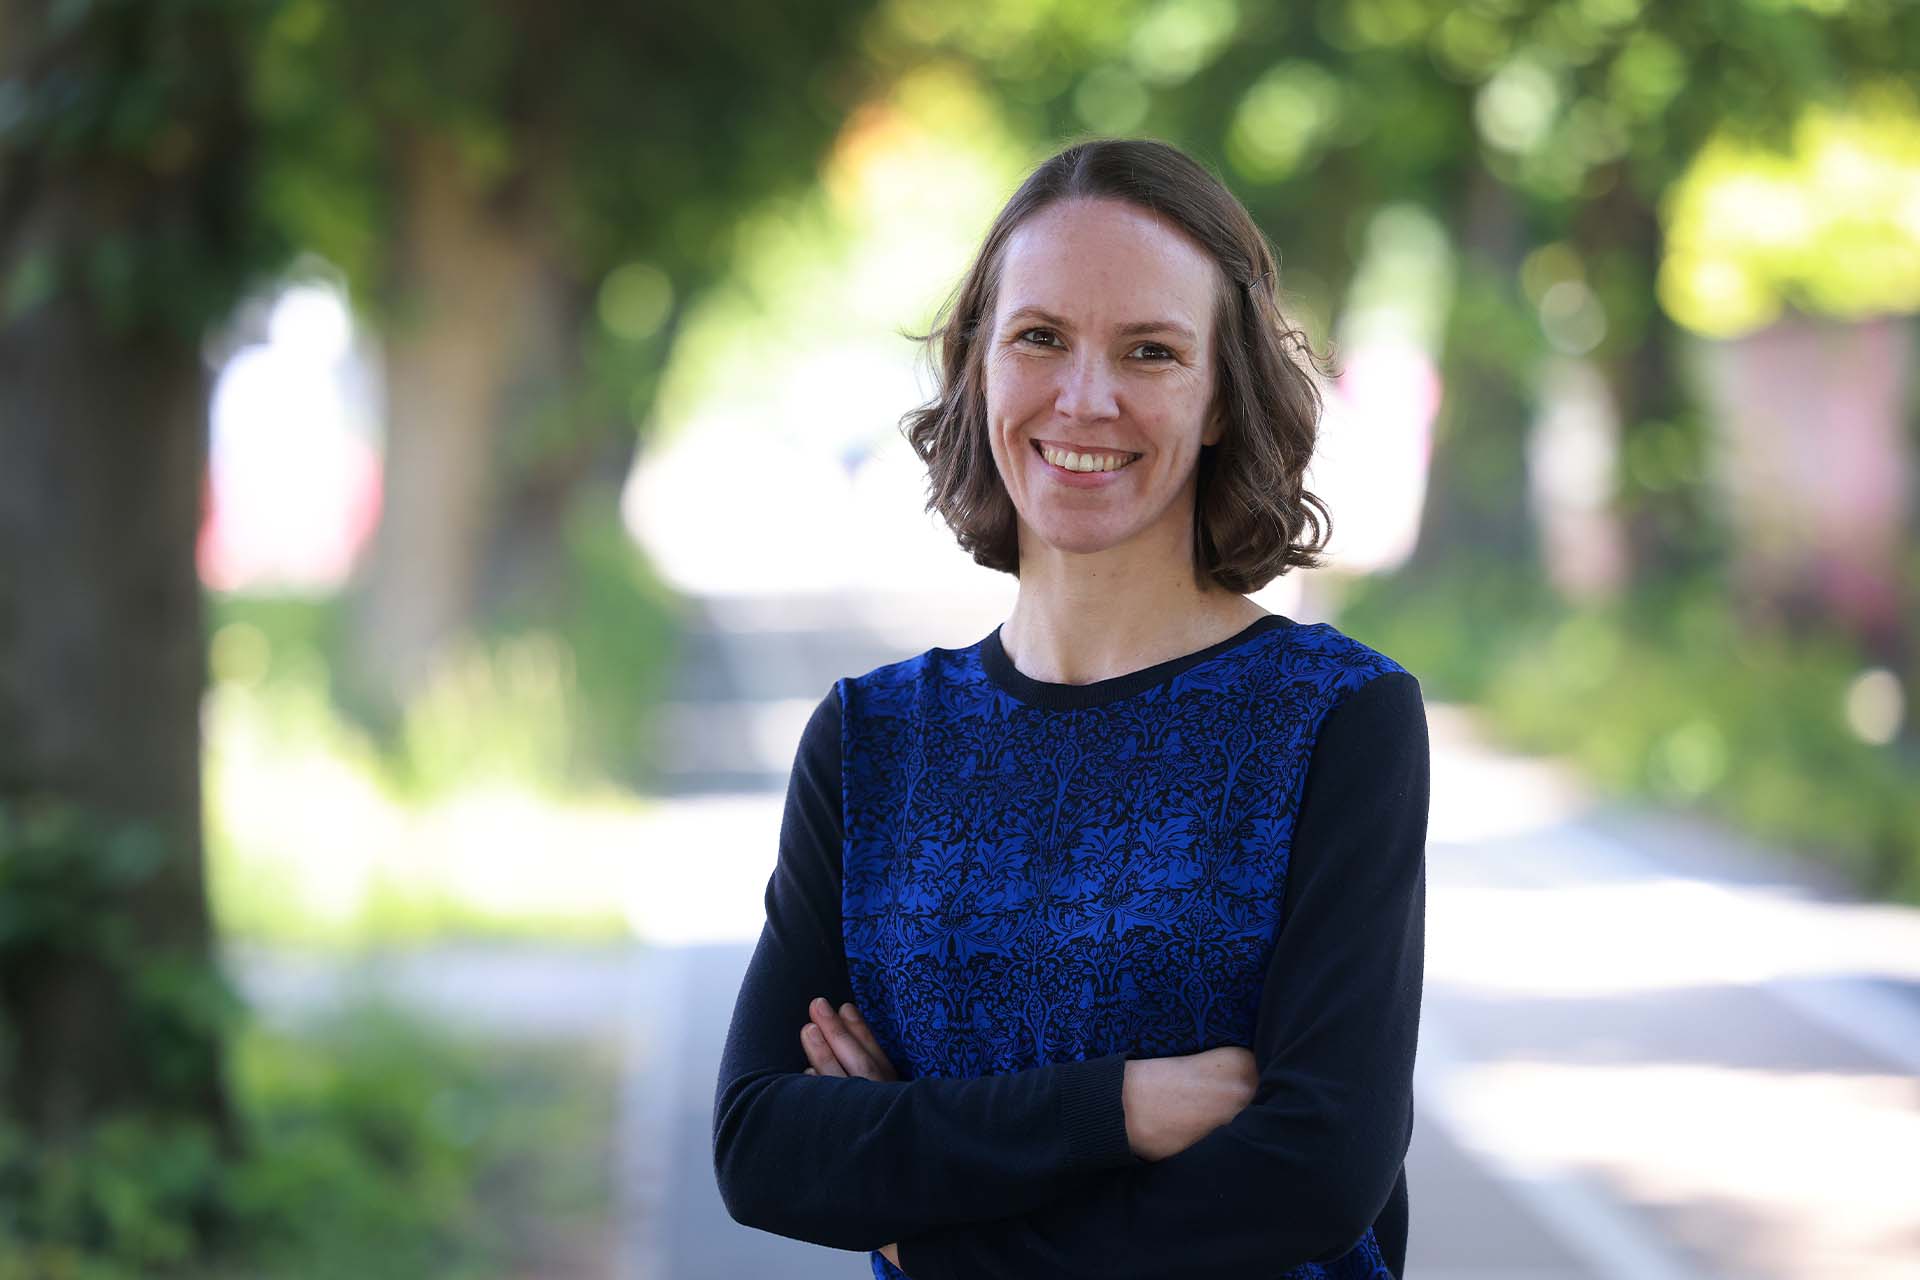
840,615,1408,1280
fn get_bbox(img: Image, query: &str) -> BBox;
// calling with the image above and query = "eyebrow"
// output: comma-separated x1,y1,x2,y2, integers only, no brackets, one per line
1002,305,1197,344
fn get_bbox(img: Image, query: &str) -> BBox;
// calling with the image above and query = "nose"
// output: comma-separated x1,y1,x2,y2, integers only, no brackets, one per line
1053,350,1120,423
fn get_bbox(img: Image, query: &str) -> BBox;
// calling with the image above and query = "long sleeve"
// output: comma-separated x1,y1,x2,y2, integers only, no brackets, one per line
897,670,1429,1280
711,683,1138,1252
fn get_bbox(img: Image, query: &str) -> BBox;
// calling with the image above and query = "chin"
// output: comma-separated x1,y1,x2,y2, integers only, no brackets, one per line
1025,520,1134,558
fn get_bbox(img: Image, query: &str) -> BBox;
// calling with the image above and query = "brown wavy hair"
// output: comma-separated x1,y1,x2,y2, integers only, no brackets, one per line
899,136,1334,594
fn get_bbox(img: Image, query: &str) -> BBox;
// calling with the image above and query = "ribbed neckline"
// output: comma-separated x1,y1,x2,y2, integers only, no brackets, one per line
978,612,1295,710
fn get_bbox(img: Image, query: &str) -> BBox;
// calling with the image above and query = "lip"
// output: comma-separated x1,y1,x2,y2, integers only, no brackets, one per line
1030,439,1141,487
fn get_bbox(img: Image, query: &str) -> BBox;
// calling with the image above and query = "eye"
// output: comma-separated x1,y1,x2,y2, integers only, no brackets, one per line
1130,342,1176,362
1016,327,1061,347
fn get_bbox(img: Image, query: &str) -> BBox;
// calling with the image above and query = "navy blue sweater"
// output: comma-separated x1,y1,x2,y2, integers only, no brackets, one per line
713,612,1428,1279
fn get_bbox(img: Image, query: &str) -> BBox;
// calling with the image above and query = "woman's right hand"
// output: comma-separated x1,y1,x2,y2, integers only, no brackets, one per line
1121,1045,1258,1162
798,997,900,1082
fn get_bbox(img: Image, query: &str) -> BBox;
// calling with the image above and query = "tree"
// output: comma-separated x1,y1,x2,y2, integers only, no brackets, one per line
0,0,284,1145
0,0,885,1245
244,0,885,731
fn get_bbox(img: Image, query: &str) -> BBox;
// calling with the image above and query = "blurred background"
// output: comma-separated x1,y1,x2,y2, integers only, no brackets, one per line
2,0,1917,1276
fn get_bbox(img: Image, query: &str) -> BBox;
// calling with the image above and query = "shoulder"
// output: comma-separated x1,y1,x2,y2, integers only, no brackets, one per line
837,638,980,719
1274,619,1419,713
1276,622,1426,768
1282,618,1410,684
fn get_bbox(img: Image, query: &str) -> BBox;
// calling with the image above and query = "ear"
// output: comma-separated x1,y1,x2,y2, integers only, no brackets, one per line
1201,405,1225,448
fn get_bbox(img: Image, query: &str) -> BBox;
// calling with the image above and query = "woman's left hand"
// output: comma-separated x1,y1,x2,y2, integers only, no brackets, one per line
798,996,900,1081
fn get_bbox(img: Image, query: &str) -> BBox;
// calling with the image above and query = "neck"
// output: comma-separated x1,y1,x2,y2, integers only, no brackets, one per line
1000,528,1268,686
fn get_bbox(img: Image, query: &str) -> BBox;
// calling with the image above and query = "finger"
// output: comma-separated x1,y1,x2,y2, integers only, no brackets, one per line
810,998,877,1076
804,1067,817,1076
823,1000,897,1082
801,1023,847,1077
838,1003,899,1081
799,1022,829,1073
809,997,879,1078
802,1024,846,1076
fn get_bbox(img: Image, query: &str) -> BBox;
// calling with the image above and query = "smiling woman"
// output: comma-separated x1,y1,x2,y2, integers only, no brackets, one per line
713,138,1427,1280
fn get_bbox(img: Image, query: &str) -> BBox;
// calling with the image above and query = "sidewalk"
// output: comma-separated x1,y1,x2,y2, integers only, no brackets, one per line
1413,711,1920,1280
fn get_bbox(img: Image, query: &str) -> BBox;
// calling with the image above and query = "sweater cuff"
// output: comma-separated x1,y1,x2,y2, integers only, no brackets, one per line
1054,1050,1135,1171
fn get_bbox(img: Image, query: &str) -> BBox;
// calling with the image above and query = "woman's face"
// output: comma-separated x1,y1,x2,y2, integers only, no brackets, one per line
982,196,1222,565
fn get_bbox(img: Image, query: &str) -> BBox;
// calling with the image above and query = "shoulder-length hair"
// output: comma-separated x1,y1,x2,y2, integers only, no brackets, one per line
899,136,1333,594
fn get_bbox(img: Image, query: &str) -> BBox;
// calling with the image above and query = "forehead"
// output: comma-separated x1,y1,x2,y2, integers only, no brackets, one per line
995,197,1218,331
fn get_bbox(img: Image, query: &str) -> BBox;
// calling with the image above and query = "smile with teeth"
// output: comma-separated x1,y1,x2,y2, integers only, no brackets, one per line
1034,441,1142,473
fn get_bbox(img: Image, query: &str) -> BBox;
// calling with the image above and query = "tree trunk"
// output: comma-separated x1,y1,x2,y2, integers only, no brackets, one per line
0,0,242,1144
1409,159,1539,576
1570,170,1710,590
474,256,604,624
0,288,226,1137
340,128,547,732
474,258,688,630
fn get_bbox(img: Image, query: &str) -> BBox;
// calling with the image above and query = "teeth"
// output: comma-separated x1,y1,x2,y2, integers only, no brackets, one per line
1040,445,1137,473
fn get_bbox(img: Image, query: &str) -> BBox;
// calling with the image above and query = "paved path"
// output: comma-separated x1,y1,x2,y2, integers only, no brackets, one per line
238,588,1920,1279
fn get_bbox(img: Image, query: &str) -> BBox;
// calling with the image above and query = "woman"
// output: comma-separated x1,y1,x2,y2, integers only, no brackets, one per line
713,137,1428,1280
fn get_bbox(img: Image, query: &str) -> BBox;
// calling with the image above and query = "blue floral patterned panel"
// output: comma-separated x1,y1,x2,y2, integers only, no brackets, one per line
841,622,1404,1278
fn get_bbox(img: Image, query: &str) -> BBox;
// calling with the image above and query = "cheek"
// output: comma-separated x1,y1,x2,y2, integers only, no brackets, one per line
1164,381,1214,438
986,357,1050,419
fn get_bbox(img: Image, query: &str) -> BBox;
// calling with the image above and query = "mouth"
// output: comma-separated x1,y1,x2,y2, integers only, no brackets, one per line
1030,440,1143,474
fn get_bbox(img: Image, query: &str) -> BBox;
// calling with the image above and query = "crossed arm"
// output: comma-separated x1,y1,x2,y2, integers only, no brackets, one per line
712,672,1429,1278
711,686,1138,1254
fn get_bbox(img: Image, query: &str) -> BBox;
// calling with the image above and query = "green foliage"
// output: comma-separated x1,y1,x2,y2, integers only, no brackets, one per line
0,1111,224,1277
0,1000,616,1279
0,801,244,1113
1338,565,1920,903
0,0,293,339
1659,81,1920,337
1337,561,1562,701
247,0,888,438
0,803,172,956
1,798,615,1277
870,0,1920,394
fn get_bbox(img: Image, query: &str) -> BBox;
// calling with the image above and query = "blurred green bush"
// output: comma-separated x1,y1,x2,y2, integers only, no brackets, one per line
1339,564,1920,905
0,996,616,1279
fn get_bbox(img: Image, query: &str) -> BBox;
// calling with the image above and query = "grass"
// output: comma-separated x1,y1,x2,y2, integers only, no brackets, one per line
202,499,688,948
0,998,620,1279
202,668,646,947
